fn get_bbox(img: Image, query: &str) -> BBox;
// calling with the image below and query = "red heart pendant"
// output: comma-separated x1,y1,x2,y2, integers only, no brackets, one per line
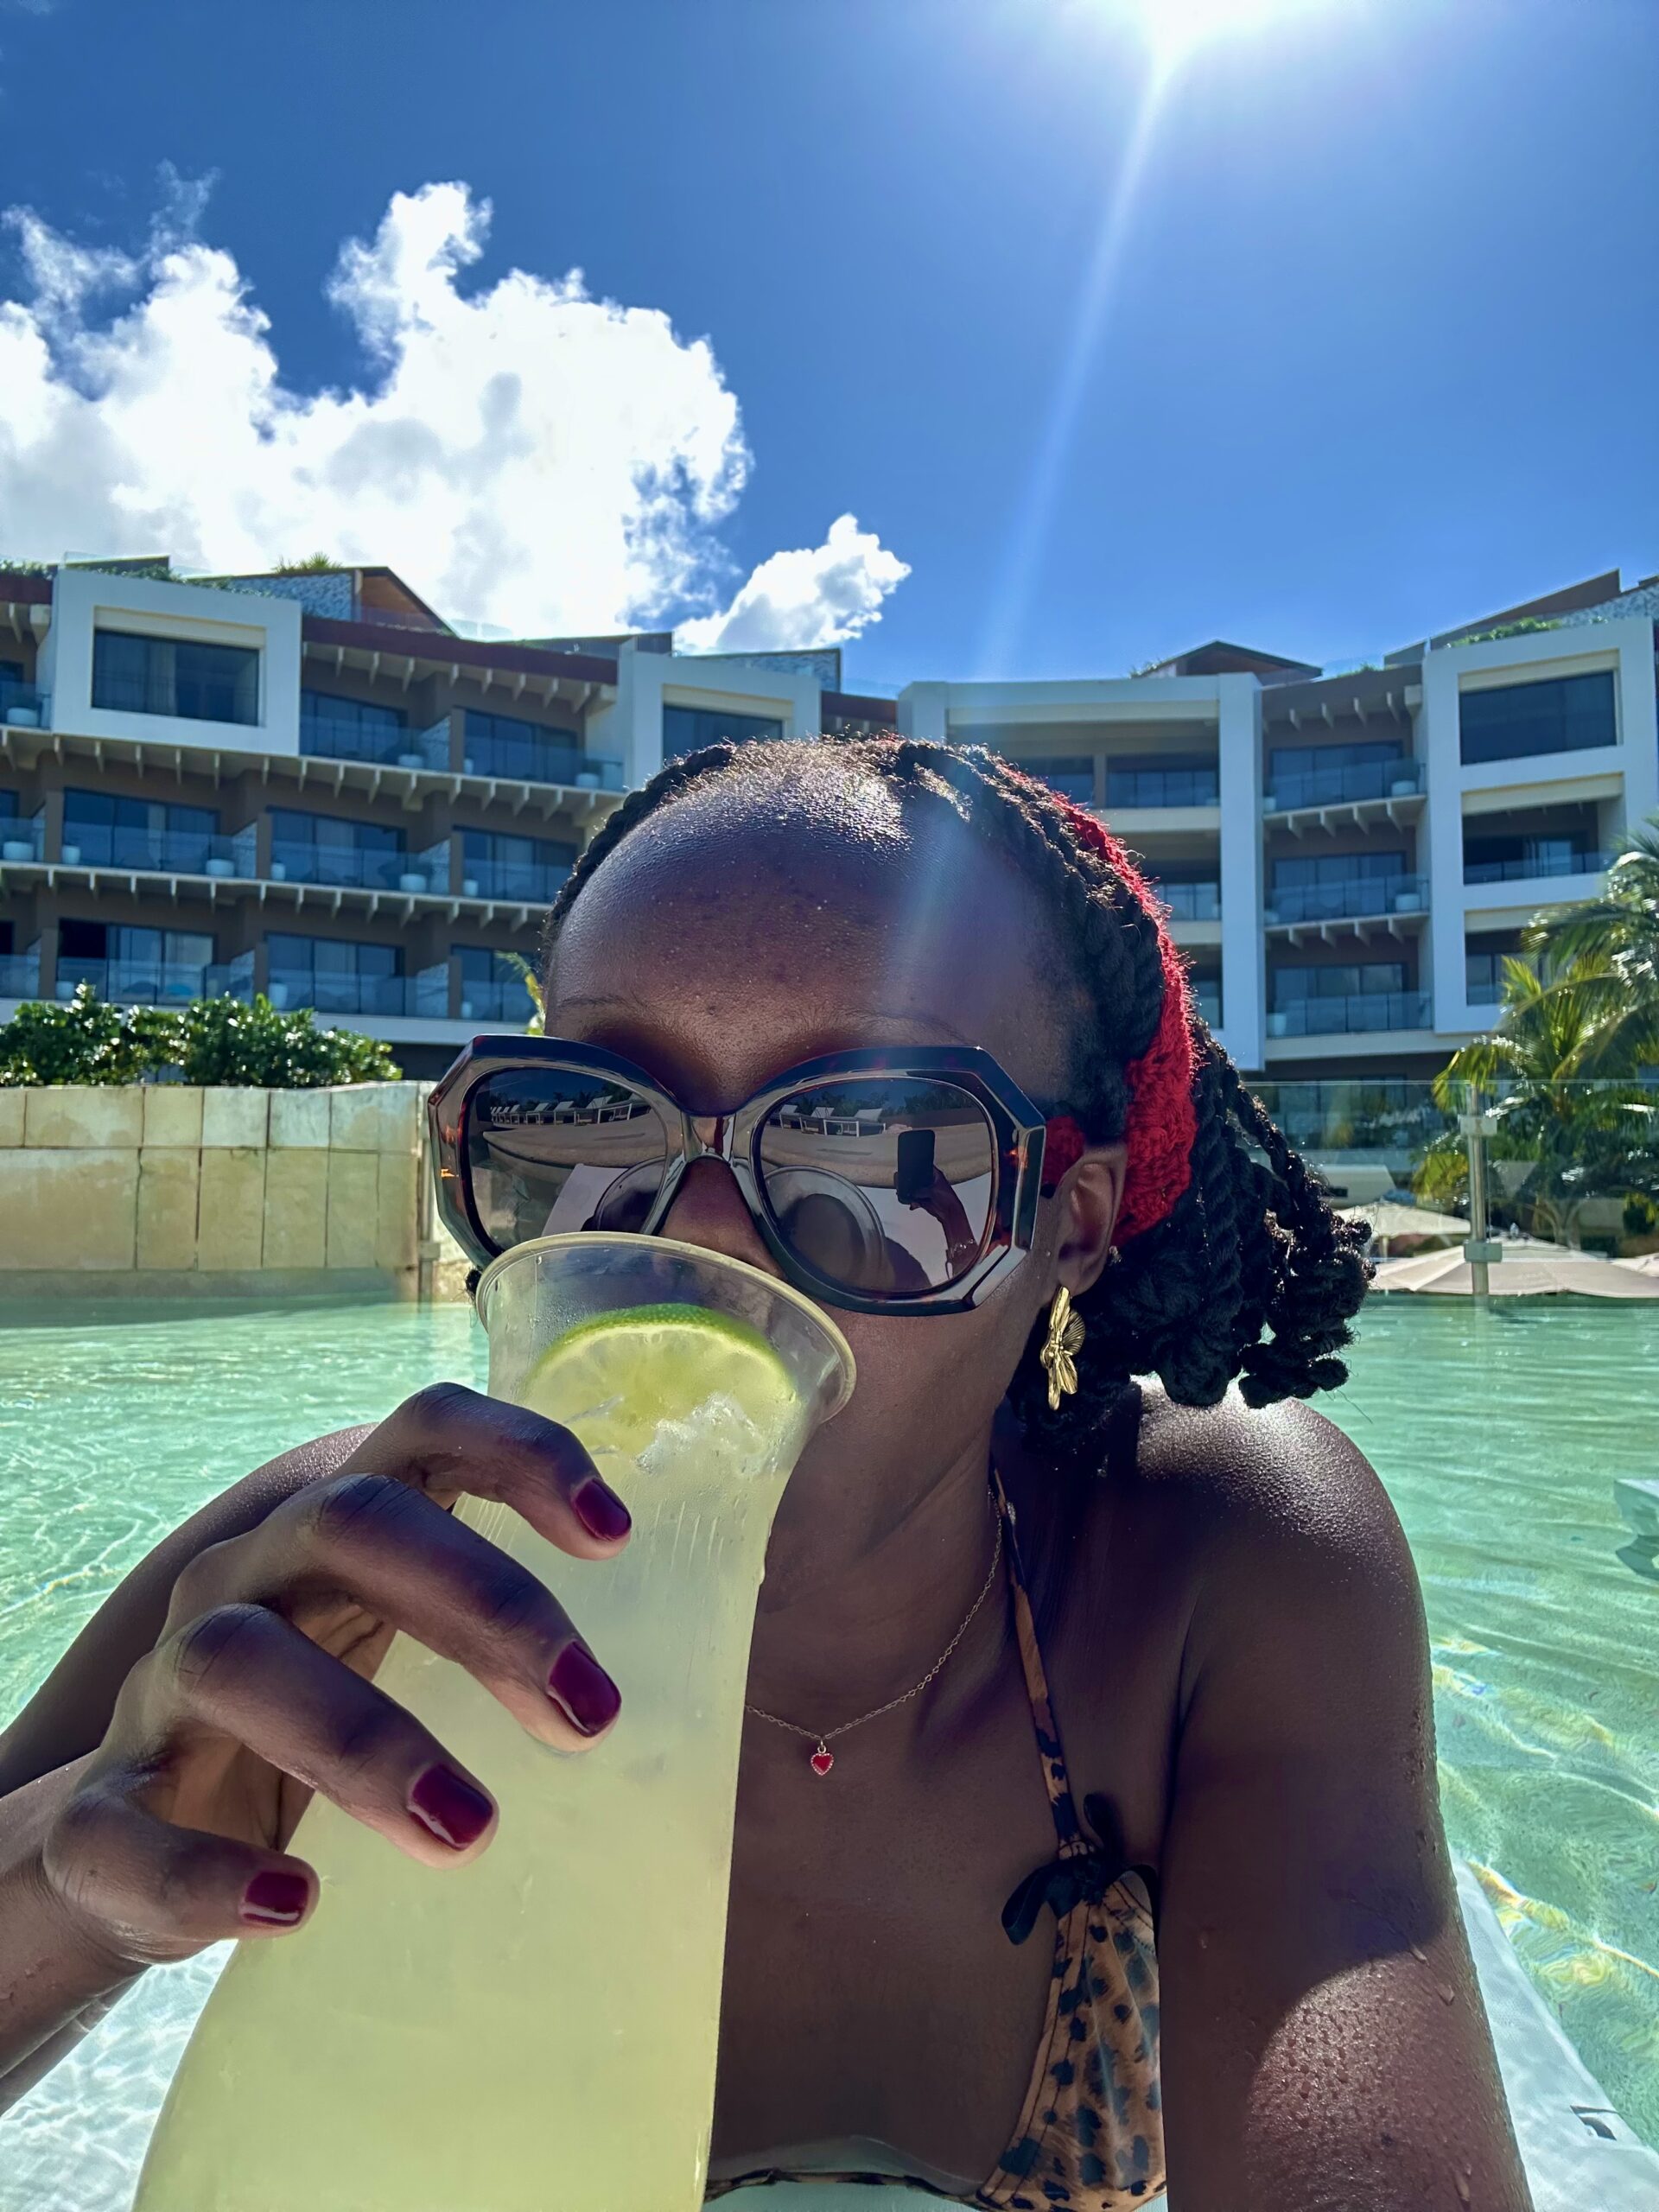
809,1746,835,1777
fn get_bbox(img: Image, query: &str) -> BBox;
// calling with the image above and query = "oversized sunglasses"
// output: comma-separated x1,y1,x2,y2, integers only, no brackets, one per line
427,1038,1070,1315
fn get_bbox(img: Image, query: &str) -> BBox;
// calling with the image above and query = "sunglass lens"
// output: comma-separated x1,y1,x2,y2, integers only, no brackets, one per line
756,1079,995,1294
465,1071,671,1252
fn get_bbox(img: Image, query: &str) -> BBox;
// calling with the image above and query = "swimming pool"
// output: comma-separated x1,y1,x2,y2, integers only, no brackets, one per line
0,1294,1655,2205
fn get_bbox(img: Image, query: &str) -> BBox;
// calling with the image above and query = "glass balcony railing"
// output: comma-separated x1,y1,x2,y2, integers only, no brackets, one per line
0,685,49,729
266,971,411,1017
1463,848,1614,886
1193,989,1223,1029
0,951,41,997
0,812,45,861
1267,990,1431,1038
1154,880,1221,921
1266,874,1426,925
268,840,442,893
53,960,238,1007
459,861,573,904
462,733,625,790
456,974,532,1023
1103,766,1219,808
1263,758,1424,812
299,715,451,771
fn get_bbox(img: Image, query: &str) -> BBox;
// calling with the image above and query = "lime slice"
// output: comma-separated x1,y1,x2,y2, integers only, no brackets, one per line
520,1302,802,1469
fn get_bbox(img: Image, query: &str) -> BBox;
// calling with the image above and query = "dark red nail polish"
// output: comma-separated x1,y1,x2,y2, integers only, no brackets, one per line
548,1643,622,1735
573,1478,632,1543
241,1870,309,1926
408,1764,495,1850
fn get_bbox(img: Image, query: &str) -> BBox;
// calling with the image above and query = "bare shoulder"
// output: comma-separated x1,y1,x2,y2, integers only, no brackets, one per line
1128,1381,1414,1582
1117,1384,1427,1728
0,1425,370,1795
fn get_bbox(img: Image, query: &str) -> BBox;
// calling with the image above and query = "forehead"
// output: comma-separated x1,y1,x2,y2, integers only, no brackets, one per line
547,767,1076,1107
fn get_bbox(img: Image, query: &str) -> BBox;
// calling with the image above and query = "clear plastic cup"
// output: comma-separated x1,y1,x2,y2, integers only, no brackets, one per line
137,1234,855,2212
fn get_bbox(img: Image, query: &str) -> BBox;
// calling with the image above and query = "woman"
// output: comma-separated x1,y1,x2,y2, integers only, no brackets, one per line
0,736,1530,2209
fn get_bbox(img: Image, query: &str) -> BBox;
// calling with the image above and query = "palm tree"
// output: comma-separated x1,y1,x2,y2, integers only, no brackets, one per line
1419,957,1658,1243
1524,815,1659,1071
502,953,545,1036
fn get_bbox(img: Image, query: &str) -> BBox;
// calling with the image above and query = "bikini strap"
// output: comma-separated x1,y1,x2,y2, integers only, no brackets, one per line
989,1467,1086,1856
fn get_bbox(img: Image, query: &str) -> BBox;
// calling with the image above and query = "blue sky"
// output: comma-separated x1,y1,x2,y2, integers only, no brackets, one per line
0,0,1654,691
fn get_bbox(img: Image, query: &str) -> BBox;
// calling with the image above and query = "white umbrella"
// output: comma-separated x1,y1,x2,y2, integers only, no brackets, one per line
1371,1246,1659,1298
1339,1200,1469,1252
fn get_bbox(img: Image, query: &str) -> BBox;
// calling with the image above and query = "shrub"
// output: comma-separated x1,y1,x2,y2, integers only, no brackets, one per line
0,985,400,1088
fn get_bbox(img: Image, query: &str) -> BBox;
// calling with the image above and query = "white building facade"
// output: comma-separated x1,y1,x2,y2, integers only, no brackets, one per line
901,583,1659,1078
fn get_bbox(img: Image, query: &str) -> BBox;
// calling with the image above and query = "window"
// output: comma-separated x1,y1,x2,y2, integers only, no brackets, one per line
1272,962,1407,1007
464,709,589,785
460,829,576,899
661,705,784,761
455,945,533,1023
92,630,259,726
269,808,405,889
1014,755,1096,804
0,661,26,712
266,932,404,1015
58,920,213,1003
1459,671,1616,765
1272,850,1406,888
61,789,218,870
0,790,16,821
1103,754,1219,807
300,689,407,763
1268,739,1402,782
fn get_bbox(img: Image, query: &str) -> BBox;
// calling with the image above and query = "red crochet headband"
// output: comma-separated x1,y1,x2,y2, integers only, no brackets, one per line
1028,792,1198,1241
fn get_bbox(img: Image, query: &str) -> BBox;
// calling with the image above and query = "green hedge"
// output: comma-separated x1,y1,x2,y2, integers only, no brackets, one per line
0,985,401,1088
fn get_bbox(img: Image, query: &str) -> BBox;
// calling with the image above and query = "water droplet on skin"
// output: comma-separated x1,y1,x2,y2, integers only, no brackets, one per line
1439,1982,1458,2005
1454,2169,1472,2204
1409,1941,1428,1962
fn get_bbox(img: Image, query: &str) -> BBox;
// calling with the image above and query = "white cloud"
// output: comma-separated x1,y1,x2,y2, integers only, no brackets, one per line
0,181,908,649
676,512,912,654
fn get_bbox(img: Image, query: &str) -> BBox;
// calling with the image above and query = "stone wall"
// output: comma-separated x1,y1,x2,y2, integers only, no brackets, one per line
0,1082,454,1298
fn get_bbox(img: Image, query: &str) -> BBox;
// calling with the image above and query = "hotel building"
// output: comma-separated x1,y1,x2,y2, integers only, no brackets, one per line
3,556,1655,1080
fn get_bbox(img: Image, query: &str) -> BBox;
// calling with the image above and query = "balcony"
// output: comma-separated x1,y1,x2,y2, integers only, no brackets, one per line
1463,848,1614,887
270,839,442,893
57,825,256,877
0,812,45,862
0,950,41,998
458,860,572,904
53,960,251,1007
267,971,413,1017
1268,990,1431,1038
1266,874,1426,926
1264,758,1423,813
1103,765,1218,809
1192,988,1223,1029
1154,880,1221,922
299,715,450,771
456,974,533,1023
462,731,624,790
0,685,50,730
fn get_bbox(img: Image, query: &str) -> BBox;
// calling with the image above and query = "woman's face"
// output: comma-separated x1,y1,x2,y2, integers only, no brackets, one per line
544,770,1120,1560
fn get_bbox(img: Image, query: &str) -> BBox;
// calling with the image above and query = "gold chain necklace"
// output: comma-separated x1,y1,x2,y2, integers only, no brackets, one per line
743,1489,1004,1776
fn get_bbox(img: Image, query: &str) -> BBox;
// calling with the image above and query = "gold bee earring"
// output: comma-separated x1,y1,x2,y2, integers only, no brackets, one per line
1039,1284,1086,1409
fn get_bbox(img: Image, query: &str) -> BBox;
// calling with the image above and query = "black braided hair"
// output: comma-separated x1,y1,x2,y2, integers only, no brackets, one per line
543,734,1371,1467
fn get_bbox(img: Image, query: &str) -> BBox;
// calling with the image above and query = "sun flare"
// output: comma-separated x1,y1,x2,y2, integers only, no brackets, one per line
1119,0,1338,68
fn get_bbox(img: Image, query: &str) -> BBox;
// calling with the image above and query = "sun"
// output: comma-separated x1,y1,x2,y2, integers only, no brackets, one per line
1119,0,1336,68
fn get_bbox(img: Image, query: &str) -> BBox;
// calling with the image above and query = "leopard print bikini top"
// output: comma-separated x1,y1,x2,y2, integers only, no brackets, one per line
708,1473,1166,2209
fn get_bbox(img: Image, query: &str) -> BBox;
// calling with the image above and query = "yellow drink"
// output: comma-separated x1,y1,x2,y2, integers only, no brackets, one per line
135,1235,854,2212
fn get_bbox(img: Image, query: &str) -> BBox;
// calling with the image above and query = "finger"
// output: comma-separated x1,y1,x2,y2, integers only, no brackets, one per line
239,1474,620,1744
149,1602,504,1865
44,1777,319,1964
339,1382,632,1556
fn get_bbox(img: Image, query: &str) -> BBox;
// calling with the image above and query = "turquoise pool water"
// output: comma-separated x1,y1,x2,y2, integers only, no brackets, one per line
0,1294,1656,2201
